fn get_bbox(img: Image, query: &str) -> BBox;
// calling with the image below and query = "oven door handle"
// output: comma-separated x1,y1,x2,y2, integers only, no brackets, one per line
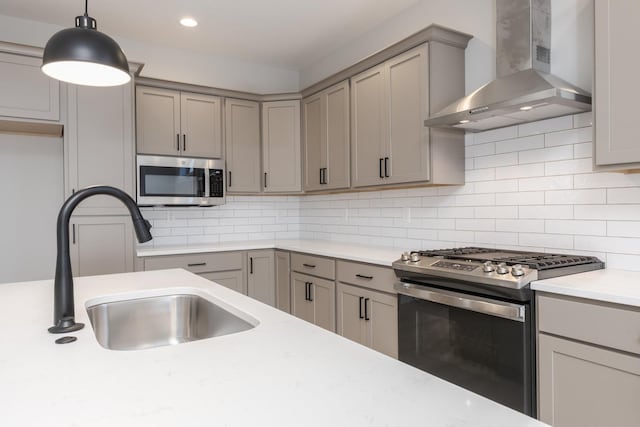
394,282,526,322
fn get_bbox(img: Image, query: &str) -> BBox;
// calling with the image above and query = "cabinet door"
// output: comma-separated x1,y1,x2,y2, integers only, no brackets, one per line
200,270,245,294
0,52,59,121
538,333,640,427
337,282,398,358
67,83,135,215
69,216,134,277
180,92,222,158
324,80,350,190
135,86,181,156
351,64,387,187
224,98,261,192
366,288,398,358
594,1,640,167
262,100,301,193
336,282,367,346
247,250,275,306
385,44,430,184
302,93,325,191
308,275,336,332
275,250,291,313
291,273,315,324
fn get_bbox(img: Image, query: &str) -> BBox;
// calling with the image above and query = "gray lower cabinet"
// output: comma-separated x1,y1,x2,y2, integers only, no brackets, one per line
291,272,336,332
537,293,640,426
69,216,134,277
143,251,246,294
247,250,275,306
336,260,398,358
275,250,291,313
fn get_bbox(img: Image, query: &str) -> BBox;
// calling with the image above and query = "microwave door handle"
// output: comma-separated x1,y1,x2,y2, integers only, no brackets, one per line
202,169,209,201
394,282,526,322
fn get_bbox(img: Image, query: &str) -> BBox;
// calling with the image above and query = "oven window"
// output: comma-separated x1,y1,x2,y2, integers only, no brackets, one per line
140,166,205,197
398,294,531,414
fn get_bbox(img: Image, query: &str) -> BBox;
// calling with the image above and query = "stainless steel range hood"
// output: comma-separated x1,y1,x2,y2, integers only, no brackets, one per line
425,0,591,132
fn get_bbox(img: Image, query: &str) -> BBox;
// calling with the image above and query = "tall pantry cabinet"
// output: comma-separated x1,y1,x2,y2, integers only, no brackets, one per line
65,81,137,276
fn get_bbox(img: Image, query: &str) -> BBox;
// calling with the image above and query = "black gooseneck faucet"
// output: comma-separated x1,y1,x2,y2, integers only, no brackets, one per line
48,186,153,334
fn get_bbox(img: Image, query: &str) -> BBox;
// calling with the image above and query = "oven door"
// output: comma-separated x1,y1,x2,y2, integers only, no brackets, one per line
395,281,534,415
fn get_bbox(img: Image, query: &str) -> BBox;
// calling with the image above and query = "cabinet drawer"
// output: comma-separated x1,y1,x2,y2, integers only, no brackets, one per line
143,251,243,274
291,252,335,280
538,293,640,356
337,260,396,294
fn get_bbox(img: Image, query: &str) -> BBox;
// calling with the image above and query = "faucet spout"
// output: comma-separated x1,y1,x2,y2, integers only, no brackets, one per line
48,186,152,334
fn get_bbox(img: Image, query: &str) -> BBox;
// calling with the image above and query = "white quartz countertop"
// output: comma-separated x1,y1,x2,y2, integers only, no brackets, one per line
137,239,401,266
0,269,546,427
532,269,640,307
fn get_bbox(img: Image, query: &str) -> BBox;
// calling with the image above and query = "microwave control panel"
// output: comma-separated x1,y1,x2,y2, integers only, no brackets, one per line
210,169,224,197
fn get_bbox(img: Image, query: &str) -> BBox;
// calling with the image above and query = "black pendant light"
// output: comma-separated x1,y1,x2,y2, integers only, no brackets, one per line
42,0,130,87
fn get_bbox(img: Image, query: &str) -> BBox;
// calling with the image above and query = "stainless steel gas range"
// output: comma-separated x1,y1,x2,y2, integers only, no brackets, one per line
392,247,604,416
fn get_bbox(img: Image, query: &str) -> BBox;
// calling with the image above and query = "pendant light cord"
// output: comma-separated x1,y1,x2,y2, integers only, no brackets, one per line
84,0,88,17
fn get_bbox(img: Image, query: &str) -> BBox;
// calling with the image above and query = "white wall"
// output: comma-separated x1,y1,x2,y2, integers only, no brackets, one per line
0,134,64,283
301,0,594,93
0,14,300,94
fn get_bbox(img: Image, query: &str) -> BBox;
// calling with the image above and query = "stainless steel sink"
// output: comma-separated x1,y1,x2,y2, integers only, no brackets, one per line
86,294,256,351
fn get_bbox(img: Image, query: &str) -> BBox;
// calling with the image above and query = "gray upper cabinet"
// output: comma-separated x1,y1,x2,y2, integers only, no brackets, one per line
66,82,135,215
351,42,465,188
0,52,59,122
224,98,261,193
594,1,640,169
303,80,350,191
262,100,302,193
136,86,222,158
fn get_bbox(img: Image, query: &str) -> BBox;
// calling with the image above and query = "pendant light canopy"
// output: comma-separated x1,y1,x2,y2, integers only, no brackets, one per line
42,0,130,87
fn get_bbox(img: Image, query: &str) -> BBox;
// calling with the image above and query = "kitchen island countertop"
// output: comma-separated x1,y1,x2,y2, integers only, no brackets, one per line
0,269,546,427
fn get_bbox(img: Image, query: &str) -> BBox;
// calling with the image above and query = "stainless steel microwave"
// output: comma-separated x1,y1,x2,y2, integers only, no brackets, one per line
136,155,225,206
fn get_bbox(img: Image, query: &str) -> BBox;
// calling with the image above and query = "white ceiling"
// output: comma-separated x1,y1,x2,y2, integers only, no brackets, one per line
0,0,422,69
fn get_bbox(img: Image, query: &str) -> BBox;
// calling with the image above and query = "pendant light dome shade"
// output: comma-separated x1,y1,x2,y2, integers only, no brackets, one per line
42,5,130,87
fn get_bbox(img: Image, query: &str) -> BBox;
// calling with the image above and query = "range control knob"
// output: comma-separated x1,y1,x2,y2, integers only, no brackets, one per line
496,262,509,275
511,264,525,277
410,252,420,262
482,261,496,273
401,251,410,261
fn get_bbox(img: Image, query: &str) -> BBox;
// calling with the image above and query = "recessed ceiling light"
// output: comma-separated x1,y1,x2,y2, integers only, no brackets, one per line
459,119,470,124
180,17,198,27
520,105,533,111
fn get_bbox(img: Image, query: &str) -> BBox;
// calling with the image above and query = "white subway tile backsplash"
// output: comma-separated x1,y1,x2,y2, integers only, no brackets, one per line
495,135,544,154
474,152,518,169
544,127,592,147
495,163,545,180
607,188,640,204
545,220,607,236
545,158,593,176
573,112,593,129
141,117,640,270
518,175,573,191
518,116,573,137
544,189,606,205
518,145,573,165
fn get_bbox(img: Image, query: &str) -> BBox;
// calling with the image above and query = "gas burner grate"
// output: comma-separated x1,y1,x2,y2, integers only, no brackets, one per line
492,254,601,270
416,247,496,257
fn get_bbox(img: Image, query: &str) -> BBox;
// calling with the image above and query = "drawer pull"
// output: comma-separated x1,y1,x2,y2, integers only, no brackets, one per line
302,263,316,269
355,274,373,280
187,262,206,267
